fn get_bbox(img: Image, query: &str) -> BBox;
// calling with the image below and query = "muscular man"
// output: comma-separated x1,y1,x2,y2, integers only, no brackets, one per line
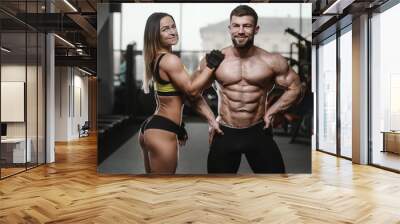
196,5,302,173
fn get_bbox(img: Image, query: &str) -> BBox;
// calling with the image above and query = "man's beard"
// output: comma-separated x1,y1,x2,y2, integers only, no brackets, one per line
232,36,254,49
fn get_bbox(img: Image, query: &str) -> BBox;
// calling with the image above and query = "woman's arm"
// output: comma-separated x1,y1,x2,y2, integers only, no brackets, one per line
160,51,224,100
186,57,224,142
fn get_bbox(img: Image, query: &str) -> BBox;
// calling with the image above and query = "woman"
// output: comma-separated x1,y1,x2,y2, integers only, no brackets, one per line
139,12,224,174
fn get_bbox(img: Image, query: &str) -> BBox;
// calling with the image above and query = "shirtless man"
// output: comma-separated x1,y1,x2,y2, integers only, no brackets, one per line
197,5,302,173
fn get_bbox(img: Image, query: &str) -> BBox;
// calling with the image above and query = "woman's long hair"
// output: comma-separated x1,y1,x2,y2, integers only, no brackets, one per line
143,12,175,94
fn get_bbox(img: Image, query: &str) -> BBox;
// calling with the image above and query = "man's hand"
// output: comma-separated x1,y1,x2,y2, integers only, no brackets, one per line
208,119,224,145
206,50,225,69
263,113,274,129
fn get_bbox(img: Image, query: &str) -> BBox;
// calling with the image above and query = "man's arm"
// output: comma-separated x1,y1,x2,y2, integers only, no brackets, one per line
264,54,302,128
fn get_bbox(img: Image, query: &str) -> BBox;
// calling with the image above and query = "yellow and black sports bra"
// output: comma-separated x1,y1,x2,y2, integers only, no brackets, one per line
152,53,182,96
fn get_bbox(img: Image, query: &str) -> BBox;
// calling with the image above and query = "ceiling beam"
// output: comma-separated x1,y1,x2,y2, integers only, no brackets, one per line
322,0,356,14
55,55,96,70
67,13,97,39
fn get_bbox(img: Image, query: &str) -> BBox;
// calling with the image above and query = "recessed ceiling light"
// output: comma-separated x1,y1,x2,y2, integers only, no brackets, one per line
78,67,93,76
63,0,78,12
1,47,11,53
54,34,75,48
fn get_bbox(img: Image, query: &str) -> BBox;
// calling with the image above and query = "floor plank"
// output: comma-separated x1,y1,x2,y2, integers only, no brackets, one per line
1,135,400,223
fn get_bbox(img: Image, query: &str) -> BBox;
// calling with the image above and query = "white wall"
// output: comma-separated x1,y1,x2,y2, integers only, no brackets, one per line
55,66,69,141
312,45,316,151
1,82,25,122
1,65,35,138
72,72,89,138
1,66,26,129
2,63,46,164
55,67,89,141
46,32,55,163
1,65,26,81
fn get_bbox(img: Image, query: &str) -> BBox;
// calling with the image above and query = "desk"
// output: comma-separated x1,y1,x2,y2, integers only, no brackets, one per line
381,131,400,154
1,138,31,163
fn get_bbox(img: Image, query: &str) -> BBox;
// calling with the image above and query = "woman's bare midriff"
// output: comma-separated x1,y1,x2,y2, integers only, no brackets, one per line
154,95,184,125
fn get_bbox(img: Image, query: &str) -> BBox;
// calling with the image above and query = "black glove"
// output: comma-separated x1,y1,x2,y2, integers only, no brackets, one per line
206,50,225,69
178,122,188,142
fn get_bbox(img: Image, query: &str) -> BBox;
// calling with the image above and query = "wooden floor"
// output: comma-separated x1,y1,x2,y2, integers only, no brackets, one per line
1,167,26,178
373,151,400,171
1,135,400,223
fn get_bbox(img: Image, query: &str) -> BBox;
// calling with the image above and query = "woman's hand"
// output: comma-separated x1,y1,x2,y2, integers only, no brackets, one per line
208,119,224,145
263,113,274,129
178,138,187,147
178,124,188,146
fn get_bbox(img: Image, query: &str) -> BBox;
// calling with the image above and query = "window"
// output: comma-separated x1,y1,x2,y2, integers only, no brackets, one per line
0,1,46,179
317,35,337,154
339,28,352,158
370,3,400,171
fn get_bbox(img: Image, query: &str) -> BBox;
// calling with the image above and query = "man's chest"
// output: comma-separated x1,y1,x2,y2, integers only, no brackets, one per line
215,57,274,86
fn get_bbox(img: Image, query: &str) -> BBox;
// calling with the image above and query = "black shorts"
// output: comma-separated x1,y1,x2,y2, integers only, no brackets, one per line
140,115,187,141
207,121,286,173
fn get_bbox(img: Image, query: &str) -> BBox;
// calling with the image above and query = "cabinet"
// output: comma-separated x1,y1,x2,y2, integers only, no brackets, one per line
1,138,31,163
382,131,400,154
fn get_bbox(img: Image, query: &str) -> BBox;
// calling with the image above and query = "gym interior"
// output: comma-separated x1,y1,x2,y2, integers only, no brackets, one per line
97,3,312,174
0,0,399,222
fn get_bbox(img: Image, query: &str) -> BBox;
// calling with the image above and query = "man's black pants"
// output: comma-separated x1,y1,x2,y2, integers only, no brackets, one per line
207,121,286,173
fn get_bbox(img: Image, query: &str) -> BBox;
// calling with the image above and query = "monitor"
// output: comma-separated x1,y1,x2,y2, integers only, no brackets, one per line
1,123,6,137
